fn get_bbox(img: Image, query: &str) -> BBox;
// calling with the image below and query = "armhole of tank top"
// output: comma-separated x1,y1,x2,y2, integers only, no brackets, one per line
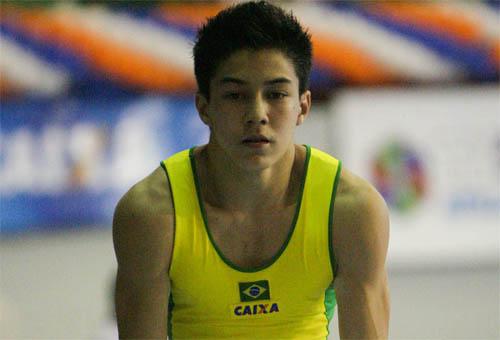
328,160,342,281
160,160,176,276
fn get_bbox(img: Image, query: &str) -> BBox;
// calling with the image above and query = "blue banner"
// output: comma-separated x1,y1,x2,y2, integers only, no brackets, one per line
1,95,208,235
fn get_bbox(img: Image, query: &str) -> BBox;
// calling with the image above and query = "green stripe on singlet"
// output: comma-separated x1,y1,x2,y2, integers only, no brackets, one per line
324,287,337,339
325,158,342,338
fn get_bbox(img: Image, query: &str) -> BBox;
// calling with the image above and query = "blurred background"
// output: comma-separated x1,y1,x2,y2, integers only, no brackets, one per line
0,0,499,339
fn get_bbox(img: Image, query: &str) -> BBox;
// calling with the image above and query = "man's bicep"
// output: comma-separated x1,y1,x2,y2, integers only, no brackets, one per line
332,178,390,338
334,180,389,282
334,269,389,339
112,176,174,339
113,205,171,339
115,266,170,339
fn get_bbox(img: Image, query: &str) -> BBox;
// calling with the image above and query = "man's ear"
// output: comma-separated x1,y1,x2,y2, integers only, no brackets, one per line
296,90,311,126
196,93,211,126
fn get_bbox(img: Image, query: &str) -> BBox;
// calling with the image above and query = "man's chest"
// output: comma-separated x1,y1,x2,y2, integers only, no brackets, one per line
204,204,297,269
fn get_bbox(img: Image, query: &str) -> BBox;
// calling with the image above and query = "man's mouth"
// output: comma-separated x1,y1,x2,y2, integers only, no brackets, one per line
242,135,270,143
242,135,271,146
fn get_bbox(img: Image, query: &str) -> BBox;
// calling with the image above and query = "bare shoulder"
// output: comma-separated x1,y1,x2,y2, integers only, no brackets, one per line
334,167,389,227
113,166,174,280
331,168,391,338
113,166,173,337
332,167,390,279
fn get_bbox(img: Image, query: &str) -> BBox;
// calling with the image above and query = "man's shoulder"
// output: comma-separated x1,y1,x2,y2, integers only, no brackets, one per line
113,166,174,277
331,167,390,287
333,167,389,241
113,166,173,248
116,166,173,219
336,167,386,214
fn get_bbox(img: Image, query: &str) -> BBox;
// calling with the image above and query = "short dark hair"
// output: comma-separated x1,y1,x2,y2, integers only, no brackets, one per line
193,1,312,99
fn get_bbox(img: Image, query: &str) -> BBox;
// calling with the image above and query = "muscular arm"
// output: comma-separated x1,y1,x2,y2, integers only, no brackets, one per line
333,169,390,339
113,167,174,339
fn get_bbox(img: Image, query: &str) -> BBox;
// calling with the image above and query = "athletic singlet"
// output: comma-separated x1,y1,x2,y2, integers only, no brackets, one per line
161,145,342,339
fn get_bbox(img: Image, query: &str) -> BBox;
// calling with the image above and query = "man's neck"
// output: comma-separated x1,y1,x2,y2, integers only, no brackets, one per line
197,144,303,213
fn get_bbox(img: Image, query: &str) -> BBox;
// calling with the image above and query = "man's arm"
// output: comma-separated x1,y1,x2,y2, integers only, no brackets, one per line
113,167,174,339
332,169,390,339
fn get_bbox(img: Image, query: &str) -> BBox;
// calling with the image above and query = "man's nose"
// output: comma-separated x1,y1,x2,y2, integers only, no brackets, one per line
244,96,269,125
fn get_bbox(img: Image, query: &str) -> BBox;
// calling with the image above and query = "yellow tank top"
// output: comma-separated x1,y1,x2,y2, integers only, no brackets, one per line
161,145,342,339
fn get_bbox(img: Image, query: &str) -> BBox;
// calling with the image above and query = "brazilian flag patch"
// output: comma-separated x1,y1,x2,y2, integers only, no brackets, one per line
239,280,271,302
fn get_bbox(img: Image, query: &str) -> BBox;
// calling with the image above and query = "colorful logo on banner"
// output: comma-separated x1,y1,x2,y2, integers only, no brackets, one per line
372,141,426,212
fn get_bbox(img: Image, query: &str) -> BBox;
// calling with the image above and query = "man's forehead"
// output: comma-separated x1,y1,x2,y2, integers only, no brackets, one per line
214,49,296,76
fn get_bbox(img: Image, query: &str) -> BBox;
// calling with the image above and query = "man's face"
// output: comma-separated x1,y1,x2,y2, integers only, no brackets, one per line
196,49,311,170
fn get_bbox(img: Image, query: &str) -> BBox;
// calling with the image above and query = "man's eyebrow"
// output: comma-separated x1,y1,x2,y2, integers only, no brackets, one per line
219,77,247,85
218,77,293,85
264,77,292,85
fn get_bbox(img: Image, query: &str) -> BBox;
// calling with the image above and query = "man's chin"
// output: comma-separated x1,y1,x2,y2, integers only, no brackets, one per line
234,153,275,172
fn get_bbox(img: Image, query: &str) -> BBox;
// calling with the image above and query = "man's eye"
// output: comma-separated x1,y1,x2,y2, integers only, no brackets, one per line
268,92,287,100
224,92,242,100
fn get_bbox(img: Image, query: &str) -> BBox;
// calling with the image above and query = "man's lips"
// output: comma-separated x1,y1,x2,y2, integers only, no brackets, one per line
242,135,271,144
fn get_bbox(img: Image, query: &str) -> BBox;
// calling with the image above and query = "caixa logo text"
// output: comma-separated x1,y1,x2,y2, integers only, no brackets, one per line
234,303,279,316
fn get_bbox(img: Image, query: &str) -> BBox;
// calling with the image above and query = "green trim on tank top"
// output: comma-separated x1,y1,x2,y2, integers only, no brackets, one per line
189,145,311,273
328,160,342,279
323,287,337,339
160,160,177,276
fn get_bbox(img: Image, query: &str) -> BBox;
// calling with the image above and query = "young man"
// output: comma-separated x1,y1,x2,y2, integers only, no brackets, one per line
113,1,390,339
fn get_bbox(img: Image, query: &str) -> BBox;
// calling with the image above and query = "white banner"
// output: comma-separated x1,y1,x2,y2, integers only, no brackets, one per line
331,86,499,268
